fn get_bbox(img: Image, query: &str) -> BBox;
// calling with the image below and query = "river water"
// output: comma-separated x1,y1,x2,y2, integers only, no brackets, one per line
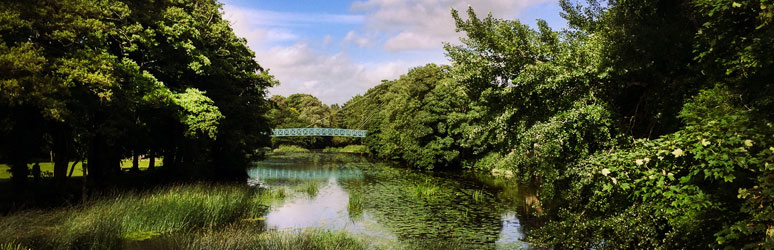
248,153,540,249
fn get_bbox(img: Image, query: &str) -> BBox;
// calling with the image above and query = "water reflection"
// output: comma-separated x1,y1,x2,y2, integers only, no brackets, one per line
249,153,537,249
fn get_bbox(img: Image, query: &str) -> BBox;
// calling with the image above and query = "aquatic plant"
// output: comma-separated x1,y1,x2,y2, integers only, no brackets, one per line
407,179,441,200
296,182,319,197
347,191,364,218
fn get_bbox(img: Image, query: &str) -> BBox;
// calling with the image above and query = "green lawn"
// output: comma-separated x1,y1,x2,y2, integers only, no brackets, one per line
0,159,160,179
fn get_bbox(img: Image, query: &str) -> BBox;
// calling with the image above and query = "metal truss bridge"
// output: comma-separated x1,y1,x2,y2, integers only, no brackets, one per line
271,128,367,138
248,167,364,180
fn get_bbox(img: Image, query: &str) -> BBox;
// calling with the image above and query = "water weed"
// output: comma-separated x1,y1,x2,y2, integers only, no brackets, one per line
296,182,319,197
347,191,364,218
407,179,440,200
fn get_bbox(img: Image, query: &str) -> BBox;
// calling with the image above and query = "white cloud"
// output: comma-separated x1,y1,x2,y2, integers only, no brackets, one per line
322,35,334,47
220,1,559,104
222,5,364,49
256,43,429,104
351,0,553,51
343,30,372,47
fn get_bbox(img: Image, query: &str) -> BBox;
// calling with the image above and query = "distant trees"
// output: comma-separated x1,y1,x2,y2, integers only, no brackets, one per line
267,94,338,148
0,0,274,186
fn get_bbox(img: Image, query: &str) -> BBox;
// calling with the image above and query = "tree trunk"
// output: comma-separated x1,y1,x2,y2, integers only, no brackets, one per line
52,125,71,183
148,151,155,170
68,159,80,178
81,161,88,203
163,148,176,169
88,135,108,185
9,160,28,188
131,150,139,172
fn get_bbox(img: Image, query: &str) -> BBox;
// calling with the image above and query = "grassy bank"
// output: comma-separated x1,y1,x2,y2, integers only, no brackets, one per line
322,145,367,154
272,145,310,153
0,184,367,250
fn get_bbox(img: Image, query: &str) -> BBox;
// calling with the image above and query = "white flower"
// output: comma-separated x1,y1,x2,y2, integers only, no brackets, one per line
635,159,644,166
601,168,611,176
644,157,650,164
611,177,618,184
672,148,684,157
701,139,710,146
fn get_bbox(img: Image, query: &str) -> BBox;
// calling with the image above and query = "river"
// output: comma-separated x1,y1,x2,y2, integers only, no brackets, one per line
248,153,541,249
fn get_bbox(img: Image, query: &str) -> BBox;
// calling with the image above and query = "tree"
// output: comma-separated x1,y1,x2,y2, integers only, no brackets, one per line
0,0,274,186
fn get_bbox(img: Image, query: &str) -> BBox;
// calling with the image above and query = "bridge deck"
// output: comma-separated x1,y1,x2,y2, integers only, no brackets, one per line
271,128,366,138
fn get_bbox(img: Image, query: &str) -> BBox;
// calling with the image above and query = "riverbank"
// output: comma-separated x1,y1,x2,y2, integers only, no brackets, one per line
0,152,536,249
0,183,369,250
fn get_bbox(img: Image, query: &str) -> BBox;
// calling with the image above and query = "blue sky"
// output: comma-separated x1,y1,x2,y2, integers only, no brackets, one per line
221,0,567,104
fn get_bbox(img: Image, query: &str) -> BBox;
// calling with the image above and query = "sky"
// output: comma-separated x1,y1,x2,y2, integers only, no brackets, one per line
221,0,567,105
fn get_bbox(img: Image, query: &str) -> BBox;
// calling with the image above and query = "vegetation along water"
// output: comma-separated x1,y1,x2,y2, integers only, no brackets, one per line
1,0,773,249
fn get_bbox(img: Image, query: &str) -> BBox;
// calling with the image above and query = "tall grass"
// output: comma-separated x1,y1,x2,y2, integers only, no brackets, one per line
407,179,440,201
0,184,277,250
347,191,364,218
296,182,319,197
0,184,369,249
182,228,367,250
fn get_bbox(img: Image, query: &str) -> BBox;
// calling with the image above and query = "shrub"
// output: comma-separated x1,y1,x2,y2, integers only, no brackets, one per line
273,145,310,153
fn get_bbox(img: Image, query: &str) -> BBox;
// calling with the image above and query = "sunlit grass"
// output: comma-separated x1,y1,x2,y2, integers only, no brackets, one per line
160,227,369,250
0,184,282,249
0,158,161,179
0,242,29,250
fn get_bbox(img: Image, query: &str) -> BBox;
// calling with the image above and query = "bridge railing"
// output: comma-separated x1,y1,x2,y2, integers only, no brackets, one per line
271,128,367,138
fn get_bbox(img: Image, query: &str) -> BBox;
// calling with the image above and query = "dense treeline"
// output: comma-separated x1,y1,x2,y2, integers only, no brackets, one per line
0,0,274,186
339,0,773,248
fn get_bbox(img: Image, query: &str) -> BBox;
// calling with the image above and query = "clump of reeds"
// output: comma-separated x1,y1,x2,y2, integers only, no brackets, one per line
0,184,281,250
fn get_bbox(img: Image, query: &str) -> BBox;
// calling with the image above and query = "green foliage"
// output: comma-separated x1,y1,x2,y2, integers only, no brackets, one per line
533,86,774,248
172,88,224,139
335,2,773,248
0,0,274,183
338,64,470,169
323,145,368,154
693,0,774,116
273,145,310,153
